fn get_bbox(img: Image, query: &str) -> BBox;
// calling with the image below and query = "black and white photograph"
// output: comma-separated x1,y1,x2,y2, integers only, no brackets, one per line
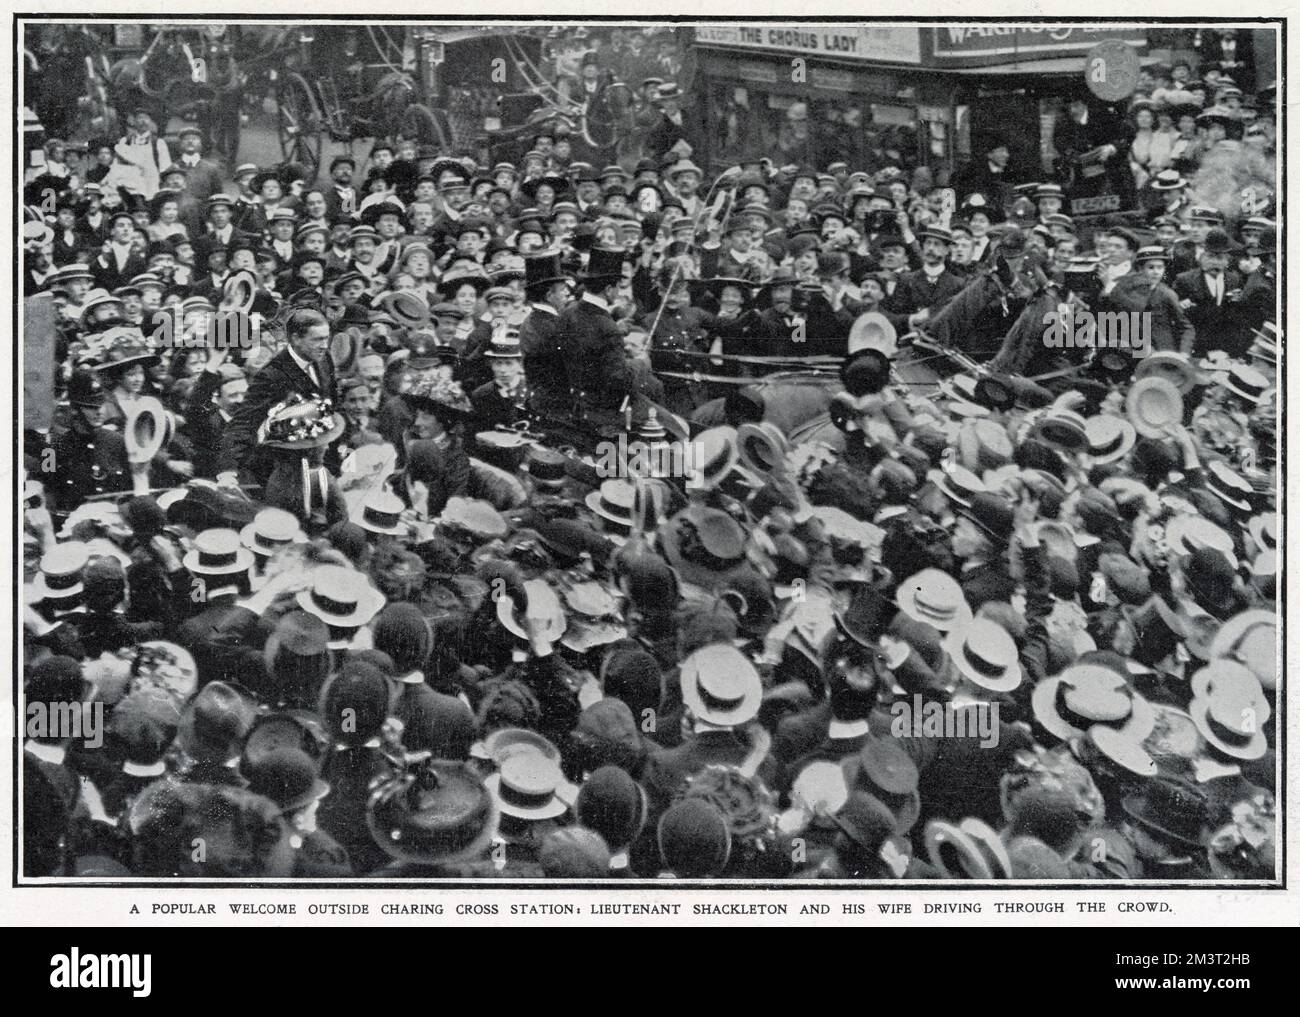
13,13,1285,899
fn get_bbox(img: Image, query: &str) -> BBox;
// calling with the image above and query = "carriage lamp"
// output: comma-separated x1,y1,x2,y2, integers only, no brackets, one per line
344,30,359,58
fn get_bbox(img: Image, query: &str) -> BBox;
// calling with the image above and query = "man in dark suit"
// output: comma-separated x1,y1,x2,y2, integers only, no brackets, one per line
518,250,574,419
557,246,648,427
183,348,248,478
217,308,337,485
886,225,966,328
172,125,225,203
1235,225,1277,342
1173,228,1245,357
1053,98,1133,202
950,138,1014,205
91,211,148,292
321,155,359,222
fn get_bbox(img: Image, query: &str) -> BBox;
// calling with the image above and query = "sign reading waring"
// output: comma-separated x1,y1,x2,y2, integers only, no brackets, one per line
929,25,1147,67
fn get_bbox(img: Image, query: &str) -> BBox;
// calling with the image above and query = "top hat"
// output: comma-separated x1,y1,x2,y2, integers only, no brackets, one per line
581,245,627,282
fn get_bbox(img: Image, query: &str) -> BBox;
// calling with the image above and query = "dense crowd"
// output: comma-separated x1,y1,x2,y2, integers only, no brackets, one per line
21,31,1278,881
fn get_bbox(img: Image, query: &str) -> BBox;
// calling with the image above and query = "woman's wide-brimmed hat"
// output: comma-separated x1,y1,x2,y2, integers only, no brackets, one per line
367,758,499,865
258,394,346,450
661,504,749,591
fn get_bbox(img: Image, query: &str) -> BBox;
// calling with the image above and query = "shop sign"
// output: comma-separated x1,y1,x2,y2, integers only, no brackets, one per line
695,24,922,65
929,25,1146,67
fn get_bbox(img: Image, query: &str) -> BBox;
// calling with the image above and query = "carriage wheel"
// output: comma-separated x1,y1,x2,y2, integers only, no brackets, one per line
275,71,322,180
399,103,450,151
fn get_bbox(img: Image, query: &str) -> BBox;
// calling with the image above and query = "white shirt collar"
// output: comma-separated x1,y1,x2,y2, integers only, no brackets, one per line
531,302,559,316
828,718,870,739
26,740,67,764
582,291,611,311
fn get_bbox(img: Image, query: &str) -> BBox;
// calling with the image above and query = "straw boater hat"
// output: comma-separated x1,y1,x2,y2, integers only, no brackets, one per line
679,643,763,728
1085,414,1137,464
295,566,385,632
31,541,90,604
585,479,636,539
1208,609,1277,692
496,578,568,647
239,508,307,560
924,818,1012,880
931,465,986,508
896,568,972,633
1222,364,1269,404
943,618,1023,693
1189,686,1268,761
1189,660,1269,723
485,752,569,821
1247,512,1277,554
1134,352,1202,394
356,490,409,538
1031,664,1155,744
1125,376,1183,439
182,528,255,579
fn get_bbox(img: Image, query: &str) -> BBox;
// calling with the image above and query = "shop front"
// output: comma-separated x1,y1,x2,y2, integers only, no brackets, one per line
690,23,1150,185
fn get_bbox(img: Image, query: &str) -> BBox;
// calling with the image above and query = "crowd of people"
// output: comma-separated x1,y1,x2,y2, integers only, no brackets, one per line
21,27,1278,882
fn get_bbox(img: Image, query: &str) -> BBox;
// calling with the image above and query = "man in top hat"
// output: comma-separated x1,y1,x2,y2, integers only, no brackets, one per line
173,125,224,203
1173,227,1245,357
469,329,536,433
557,245,659,426
217,309,338,486
321,154,358,221
518,248,575,420
48,369,131,513
1169,205,1224,276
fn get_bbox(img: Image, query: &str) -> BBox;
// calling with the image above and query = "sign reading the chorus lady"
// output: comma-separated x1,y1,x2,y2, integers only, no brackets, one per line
694,24,923,65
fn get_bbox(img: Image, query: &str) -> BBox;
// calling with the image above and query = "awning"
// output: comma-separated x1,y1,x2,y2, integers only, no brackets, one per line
944,52,1160,76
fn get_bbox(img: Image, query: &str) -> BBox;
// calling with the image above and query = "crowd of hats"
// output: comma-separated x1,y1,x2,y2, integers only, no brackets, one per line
21,32,1279,881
